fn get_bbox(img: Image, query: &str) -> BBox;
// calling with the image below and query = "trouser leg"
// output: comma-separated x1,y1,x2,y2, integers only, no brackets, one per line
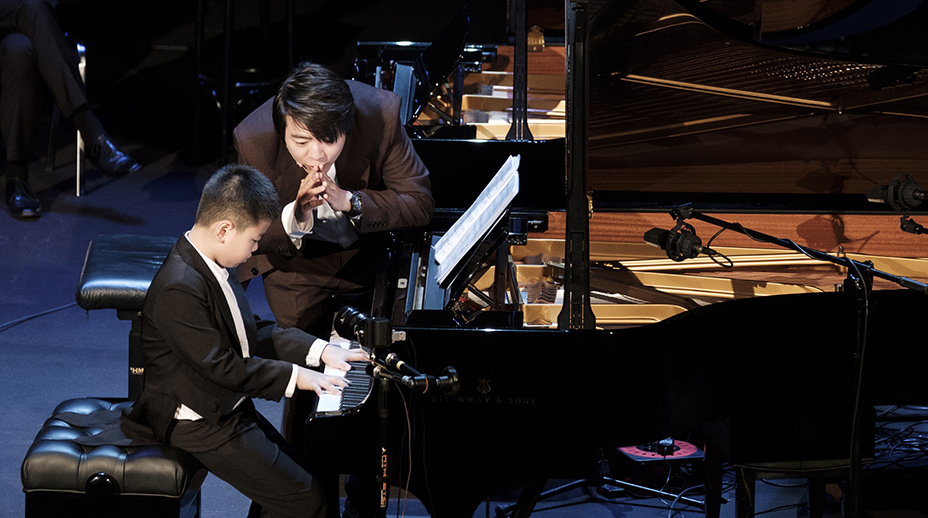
168,402,336,518
0,32,37,164
12,0,86,117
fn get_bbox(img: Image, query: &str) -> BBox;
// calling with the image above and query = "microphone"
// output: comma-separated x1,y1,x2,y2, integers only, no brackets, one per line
644,226,716,262
384,352,420,377
372,362,460,394
867,174,925,211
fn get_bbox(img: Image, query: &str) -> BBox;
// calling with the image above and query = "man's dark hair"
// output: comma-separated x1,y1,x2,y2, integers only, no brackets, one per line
273,62,355,144
195,164,280,228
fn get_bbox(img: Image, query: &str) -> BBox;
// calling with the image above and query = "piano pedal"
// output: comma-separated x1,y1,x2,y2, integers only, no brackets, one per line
596,483,626,498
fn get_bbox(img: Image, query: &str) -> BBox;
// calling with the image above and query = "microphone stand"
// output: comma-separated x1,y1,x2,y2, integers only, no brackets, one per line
366,351,458,518
338,309,459,518
670,206,928,518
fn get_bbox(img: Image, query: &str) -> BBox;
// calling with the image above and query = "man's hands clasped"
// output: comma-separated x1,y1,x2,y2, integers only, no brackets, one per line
295,171,352,223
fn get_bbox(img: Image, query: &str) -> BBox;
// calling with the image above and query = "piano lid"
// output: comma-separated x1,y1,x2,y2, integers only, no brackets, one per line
583,0,928,213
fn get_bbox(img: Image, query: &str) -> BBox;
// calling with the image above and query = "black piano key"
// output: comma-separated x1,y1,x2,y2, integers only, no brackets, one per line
338,361,373,412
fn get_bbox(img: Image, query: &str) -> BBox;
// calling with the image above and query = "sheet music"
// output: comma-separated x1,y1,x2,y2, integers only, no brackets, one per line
432,155,520,285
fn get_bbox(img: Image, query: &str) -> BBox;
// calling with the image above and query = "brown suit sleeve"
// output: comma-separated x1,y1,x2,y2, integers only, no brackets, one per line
341,82,435,233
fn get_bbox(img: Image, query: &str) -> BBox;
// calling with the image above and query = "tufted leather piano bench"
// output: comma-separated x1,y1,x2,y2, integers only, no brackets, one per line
21,397,206,518
75,233,176,400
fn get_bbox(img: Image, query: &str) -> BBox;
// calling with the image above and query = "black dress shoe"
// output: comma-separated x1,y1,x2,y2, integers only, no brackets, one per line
87,134,141,177
6,178,41,219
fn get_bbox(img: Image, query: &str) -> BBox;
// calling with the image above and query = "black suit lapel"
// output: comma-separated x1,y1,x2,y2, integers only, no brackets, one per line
175,238,256,355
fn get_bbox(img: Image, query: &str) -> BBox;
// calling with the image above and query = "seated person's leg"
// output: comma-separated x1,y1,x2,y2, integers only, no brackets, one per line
0,32,40,218
16,0,140,177
167,402,336,518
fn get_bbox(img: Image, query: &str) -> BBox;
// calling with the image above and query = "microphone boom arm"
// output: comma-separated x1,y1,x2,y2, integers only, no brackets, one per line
671,206,928,294
371,356,460,395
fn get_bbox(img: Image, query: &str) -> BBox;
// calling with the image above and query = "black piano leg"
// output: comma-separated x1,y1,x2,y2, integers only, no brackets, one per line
736,467,756,518
808,479,824,518
703,438,723,518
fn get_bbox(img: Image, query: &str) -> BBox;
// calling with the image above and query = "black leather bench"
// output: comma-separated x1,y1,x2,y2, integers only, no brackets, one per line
21,235,204,517
21,398,205,518
75,233,176,400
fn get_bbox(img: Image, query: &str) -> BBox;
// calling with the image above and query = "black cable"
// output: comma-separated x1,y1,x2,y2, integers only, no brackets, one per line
704,227,733,268
666,484,705,518
396,382,412,518
870,419,928,469
0,302,78,333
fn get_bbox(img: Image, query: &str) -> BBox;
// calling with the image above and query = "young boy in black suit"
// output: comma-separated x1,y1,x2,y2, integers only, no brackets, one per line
124,163,369,518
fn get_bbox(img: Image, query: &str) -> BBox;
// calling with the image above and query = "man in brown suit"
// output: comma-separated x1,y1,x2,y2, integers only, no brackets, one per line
233,61,434,516
234,62,433,331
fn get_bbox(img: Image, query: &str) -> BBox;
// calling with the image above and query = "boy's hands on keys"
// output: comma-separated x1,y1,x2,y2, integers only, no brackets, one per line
298,340,370,397
321,342,370,371
314,339,371,413
296,367,349,397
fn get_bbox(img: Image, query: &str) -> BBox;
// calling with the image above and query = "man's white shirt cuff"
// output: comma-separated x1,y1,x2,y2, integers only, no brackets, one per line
282,201,314,248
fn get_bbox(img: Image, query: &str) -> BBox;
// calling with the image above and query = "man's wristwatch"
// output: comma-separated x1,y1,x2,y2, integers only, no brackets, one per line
346,190,362,221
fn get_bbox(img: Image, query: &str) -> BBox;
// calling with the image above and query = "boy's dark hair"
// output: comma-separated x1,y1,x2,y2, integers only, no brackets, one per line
195,164,280,228
273,61,355,144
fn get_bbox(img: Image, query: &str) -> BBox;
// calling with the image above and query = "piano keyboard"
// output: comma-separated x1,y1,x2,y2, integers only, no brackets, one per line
314,359,374,417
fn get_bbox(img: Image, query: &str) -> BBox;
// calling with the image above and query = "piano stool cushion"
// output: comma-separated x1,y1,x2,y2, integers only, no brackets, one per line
75,234,176,312
21,398,206,518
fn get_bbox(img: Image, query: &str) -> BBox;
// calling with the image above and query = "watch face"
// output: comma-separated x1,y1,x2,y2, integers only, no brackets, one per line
349,192,362,217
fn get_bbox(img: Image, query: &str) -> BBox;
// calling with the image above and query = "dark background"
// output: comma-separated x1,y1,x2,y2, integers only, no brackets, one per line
49,0,511,166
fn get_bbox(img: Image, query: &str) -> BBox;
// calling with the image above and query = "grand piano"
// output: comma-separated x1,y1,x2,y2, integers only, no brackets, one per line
306,1,928,517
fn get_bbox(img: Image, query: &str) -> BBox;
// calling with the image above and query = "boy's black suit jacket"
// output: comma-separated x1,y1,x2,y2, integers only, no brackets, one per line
124,236,316,442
